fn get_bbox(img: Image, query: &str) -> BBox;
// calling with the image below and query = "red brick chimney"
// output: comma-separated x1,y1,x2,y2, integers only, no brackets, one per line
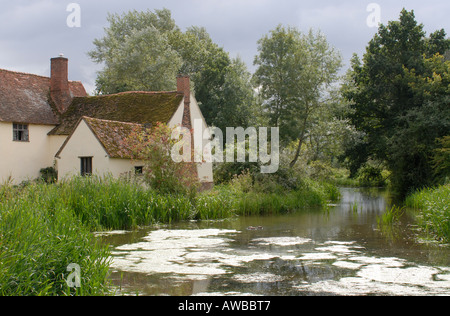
176,75,198,179
50,55,72,113
177,75,192,130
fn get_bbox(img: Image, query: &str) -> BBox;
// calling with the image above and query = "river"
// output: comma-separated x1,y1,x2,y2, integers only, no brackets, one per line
97,187,450,296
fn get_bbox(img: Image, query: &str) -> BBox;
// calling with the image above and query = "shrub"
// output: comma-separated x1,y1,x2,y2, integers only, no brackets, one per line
357,165,386,187
122,122,199,197
39,167,58,184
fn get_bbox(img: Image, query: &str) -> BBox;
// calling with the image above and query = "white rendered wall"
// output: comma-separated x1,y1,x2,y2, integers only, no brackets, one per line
56,119,143,180
189,94,214,183
0,122,60,184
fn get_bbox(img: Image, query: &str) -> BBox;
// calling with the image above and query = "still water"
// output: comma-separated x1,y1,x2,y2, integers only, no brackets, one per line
97,188,450,296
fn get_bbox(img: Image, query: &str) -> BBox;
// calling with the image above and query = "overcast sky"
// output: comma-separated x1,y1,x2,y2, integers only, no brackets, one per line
1,0,449,94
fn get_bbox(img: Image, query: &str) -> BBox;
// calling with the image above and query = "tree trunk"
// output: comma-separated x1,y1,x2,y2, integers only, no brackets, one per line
290,109,309,168
290,132,305,168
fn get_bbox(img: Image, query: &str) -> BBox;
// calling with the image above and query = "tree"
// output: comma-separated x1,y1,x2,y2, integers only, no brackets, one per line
89,9,182,93
432,136,450,181
342,9,450,196
88,9,257,130
211,57,258,132
305,87,353,164
253,26,342,167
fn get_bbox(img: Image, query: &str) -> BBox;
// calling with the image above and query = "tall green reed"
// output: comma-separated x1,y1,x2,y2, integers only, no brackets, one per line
405,184,449,243
0,175,341,295
0,182,111,296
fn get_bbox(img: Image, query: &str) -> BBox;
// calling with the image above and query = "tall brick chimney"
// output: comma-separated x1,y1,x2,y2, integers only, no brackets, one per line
177,75,192,130
176,75,198,179
50,55,72,113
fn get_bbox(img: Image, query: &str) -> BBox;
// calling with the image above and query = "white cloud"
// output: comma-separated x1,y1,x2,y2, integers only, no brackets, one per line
0,0,448,85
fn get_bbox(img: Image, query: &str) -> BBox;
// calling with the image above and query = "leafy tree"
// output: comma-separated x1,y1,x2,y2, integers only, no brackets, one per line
89,9,257,131
342,9,450,196
212,57,258,132
304,86,353,165
89,9,181,93
432,136,450,181
253,26,342,167
94,26,182,93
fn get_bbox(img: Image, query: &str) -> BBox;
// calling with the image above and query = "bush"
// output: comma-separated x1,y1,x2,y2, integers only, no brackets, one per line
432,136,450,183
39,167,58,184
122,122,199,197
307,160,335,180
357,165,386,187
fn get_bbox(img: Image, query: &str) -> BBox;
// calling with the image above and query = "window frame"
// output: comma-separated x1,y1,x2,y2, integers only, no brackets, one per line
80,157,93,177
134,166,144,175
13,123,29,142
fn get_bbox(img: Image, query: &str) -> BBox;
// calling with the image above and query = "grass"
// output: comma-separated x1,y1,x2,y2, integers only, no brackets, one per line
405,184,450,243
0,183,111,296
377,205,405,226
213,176,340,216
375,205,406,241
350,200,359,213
0,175,339,295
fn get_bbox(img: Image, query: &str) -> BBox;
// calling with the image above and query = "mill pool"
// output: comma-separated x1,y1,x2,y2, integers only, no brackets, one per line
97,188,450,296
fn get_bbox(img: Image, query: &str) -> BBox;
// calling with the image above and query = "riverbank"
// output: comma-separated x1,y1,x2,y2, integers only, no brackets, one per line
0,176,339,295
405,184,450,243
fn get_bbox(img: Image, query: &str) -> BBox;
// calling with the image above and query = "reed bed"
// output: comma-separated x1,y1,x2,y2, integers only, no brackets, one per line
377,205,405,225
405,184,450,243
0,183,111,296
0,175,339,295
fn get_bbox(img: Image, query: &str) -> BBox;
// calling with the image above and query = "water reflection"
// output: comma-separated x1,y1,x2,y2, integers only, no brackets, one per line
99,188,450,296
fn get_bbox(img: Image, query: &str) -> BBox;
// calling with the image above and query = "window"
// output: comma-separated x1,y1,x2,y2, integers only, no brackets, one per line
13,123,29,141
80,157,92,176
135,166,144,175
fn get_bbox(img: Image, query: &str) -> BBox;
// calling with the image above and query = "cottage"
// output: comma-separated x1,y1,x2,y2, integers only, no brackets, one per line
0,56,213,189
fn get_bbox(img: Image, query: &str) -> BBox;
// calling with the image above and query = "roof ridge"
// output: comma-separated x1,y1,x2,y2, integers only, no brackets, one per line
0,67,50,80
109,90,181,96
0,67,83,83
82,116,143,126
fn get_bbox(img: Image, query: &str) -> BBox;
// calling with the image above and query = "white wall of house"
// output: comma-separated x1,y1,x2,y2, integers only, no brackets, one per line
189,94,214,184
56,119,110,179
0,122,63,184
48,135,67,165
109,158,145,179
56,119,144,180
168,99,184,127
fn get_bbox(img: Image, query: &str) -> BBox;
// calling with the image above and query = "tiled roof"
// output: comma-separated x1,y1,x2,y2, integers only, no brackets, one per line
55,116,143,159
85,117,143,159
49,91,183,135
0,68,86,125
